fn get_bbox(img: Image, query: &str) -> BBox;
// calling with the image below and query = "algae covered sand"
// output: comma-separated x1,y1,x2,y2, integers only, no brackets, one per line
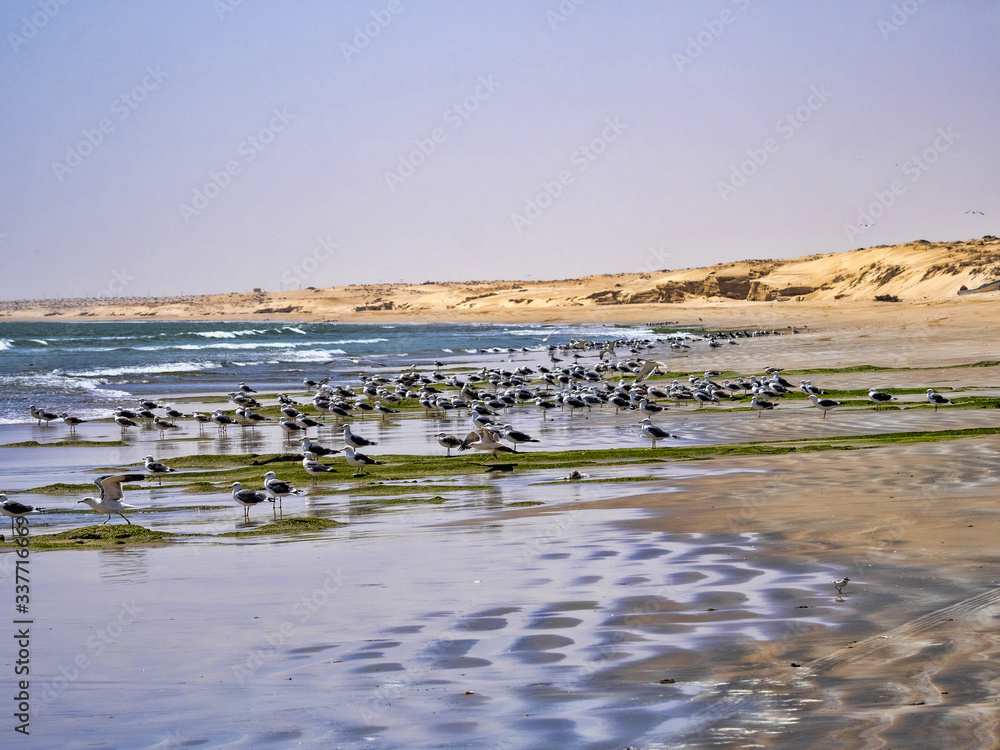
4,524,177,550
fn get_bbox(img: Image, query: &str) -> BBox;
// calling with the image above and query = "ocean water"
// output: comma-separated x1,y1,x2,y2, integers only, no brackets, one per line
0,320,656,424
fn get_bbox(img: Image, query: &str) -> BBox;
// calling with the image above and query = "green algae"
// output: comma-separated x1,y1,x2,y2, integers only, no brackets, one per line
2,524,176,550
1,440,129,448
218,517,344,536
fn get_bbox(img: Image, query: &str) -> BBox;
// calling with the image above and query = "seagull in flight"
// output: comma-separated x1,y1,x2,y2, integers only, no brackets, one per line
78,473,147,525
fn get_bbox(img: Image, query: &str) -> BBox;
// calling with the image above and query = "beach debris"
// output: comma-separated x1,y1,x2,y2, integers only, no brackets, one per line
658,678,676,684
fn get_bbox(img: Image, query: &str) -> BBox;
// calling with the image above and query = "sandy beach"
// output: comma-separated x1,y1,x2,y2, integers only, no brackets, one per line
2,271,1000,747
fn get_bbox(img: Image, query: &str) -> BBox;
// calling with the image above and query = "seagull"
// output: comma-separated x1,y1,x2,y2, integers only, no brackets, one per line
500,424,540,451
808,393,841,418
833,576,850,595
436,432,463,457
926,389,953,411
211,410,238,432
342,423,378,449
373,401,399,420
143,455,175,485
278,417,307,440
230,482,271,521
458,427,516,457
78,473,146,525
59,413,87,435
29,405,59,426
634,359,668,383
867,388,897,409
302,451,336,485
750,395,777,417
238,381,258,394
153,416,180,437
115,414,139,435
263,471,304,509
343,445,382,476
1,496,42,535
637,418,679,448
302,437,340,457
562,470,590,481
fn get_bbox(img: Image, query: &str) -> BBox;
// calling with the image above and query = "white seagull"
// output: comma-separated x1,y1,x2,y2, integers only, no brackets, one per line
302,451,336,485
1,495,42,535
342,423,378,449
78,473,147,525
867,388,897,409
750,395,777,417
230,482,271,521
343,445,382,476
809,393,841,418
926,389,953,411
59,413,88,435
436,432,463,457
637,418,680,448
143,455,176,485
263,471,305,509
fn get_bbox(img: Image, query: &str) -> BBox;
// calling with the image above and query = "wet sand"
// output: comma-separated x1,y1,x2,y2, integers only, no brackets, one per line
3,319,1000,748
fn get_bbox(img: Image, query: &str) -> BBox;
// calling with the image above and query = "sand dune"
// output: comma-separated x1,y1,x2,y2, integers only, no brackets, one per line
3,235,998,322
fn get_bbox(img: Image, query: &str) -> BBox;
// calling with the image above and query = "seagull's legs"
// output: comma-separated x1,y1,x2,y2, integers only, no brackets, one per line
101,515,111,525
121,513,131,525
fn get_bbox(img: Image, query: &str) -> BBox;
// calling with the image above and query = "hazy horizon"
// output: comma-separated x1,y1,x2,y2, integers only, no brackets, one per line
2,1,997,301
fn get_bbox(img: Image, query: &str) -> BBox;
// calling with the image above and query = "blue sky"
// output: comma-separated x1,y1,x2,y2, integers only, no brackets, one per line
1,0,997,299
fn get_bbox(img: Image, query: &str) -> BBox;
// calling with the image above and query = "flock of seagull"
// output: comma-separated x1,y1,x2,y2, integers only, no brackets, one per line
9,334,964,528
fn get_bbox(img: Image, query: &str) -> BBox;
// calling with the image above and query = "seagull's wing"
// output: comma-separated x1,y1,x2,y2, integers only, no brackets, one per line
458,431,481,451
96,473,146,501
635,359,666,383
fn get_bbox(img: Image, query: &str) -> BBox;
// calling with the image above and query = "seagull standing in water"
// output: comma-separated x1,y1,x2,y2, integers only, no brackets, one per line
263,471,304,510
342,423,378,449
809,393,841,418
143,455,175,485
436,432,463,457
230,482,271,521
59,413,88,435
1,496,42,535
77,473,147,525
637,418,680,448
